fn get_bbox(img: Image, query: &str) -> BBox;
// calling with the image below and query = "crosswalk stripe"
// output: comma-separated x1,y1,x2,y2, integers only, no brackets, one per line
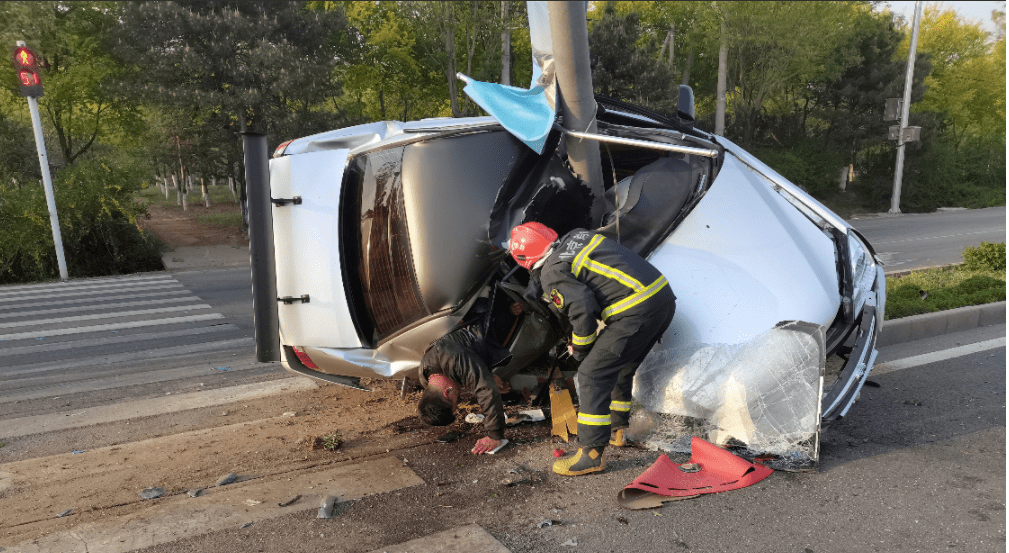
0,357,267,404
0,304,212,329
0,273,174,296
0,313,225,341
0,281,184,304
0,289,193,311
0,295,203,320
0,324,239,357
4,338,255,379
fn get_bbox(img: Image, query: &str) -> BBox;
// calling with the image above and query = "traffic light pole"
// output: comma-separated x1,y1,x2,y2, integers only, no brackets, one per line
27,94,68,281
889,1,923,215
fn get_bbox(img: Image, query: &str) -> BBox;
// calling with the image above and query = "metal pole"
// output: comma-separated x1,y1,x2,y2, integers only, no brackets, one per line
715,18,728,137
243,132,280,363
27,95,68,281
547,1,605,227
889,1,923,215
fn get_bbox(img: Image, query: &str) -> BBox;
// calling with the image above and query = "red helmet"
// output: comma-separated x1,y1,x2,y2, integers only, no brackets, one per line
509,222,558,270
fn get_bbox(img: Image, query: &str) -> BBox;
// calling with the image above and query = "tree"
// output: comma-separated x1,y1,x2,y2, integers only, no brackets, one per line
0,2,141,167
588,4,679,114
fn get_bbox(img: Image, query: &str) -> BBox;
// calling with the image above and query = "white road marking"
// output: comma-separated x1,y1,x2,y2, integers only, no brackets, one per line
1,356,262,403
1,288,192,310
0,313,225,341
0,304,211,329
870,229,999,246
873,337,1006,375
0,295,202,320
4,337,255,378
0,377,314,438
0,273,174,296
0,324,239,356
0,281,184,304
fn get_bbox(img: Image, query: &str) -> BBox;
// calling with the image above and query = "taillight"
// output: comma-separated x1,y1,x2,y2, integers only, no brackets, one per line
273,139,294,158
293,347,319,369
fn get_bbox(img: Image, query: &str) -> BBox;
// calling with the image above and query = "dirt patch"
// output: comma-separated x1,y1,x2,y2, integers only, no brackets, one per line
0,380,591,548
139,200,249,250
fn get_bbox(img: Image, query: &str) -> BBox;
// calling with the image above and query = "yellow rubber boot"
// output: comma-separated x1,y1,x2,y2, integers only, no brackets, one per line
553,446,606,476
609,428,629,447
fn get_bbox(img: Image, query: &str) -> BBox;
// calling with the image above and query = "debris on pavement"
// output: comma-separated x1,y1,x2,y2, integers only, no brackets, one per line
240,522,253,529
318,495,338,519
473,438,508,455
282,412,296,417
278,495,301,507
216,473,237,487
244,499,262,506
138,487,164,500
537,520,556,528
464,413,485,424
552,449,565,458
561,538,578,546
56,509,73,518
618,437,773,510
188,489,204,498
216,366,232,371
71,450,86,455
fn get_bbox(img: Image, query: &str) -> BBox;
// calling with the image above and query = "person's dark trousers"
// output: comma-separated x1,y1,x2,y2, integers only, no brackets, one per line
575,286,675,448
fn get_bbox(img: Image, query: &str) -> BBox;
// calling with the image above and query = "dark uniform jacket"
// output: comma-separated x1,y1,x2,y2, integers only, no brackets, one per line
417,323,511,440
535,228,672,360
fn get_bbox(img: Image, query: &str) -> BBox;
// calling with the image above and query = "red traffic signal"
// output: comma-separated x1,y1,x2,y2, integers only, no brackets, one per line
12,44,44,97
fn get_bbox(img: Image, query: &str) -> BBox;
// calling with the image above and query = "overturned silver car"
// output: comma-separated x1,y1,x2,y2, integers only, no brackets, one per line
267,94,884,467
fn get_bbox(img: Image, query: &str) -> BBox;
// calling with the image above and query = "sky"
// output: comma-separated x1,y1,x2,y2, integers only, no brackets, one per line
883,1,1006,38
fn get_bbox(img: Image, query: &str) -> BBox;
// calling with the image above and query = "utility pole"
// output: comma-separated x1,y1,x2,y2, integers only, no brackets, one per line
501,1,511,86
547,1,605,226
889,1,923,215
14,41,67,280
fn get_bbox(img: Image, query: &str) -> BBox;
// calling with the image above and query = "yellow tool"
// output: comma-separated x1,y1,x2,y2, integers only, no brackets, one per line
548,367,578,441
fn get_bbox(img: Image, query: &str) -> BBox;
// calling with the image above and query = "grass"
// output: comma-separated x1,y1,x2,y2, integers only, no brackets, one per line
136,181,240,208
195,212,245,227
885,262,1006,320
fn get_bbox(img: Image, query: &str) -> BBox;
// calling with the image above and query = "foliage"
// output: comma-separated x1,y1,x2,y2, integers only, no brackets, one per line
962,242,1006,273
587,5,679,114
320,432,343,451
0,2,142,166
885,259,1006,319
0,159,165,284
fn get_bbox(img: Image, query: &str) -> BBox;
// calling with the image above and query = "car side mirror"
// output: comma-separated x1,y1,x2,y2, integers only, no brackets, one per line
677,85,695,120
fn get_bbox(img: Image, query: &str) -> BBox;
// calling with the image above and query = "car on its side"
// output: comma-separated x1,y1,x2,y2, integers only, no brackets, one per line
267,94,884,447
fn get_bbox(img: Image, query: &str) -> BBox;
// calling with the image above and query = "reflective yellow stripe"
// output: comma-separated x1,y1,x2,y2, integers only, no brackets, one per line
609,400,632,412
584,259,645,291
571,235,605,278
601,276,669,320
577,412,611,426
571,331,597,346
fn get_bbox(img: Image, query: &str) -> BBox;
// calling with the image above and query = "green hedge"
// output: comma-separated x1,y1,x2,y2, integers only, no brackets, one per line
0,159,165,284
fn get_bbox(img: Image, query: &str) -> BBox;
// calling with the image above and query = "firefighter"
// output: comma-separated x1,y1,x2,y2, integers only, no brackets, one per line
416,301,513,455
509,222,675,475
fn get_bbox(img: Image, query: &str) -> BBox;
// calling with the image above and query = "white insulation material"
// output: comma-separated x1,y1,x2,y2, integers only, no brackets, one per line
631,321,825,463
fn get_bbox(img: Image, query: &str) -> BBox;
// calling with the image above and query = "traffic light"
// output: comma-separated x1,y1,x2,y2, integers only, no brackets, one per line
12,44,44,97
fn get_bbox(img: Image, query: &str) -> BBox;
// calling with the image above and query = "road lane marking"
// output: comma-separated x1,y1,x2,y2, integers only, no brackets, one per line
0,288,193,311
0,377,314,438
0,303,212,329
0,324,239,357
4,337,255,379
0,355,264,403
869,229,1002,246
0,273,174,296
0,313,225,341
0,281,185,304
0,295,203,320
873,337,1006,375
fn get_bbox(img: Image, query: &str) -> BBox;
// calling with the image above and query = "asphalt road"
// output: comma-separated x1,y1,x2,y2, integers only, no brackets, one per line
849,206,1006,273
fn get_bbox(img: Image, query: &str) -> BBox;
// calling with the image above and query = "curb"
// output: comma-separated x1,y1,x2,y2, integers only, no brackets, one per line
878,300,1006,347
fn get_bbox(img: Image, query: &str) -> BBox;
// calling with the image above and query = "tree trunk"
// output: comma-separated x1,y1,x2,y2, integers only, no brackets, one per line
680,44,694,86
501,1,511,86
715,21,728,136
173,174,181,206
445,3,460,117
203,178,211,207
